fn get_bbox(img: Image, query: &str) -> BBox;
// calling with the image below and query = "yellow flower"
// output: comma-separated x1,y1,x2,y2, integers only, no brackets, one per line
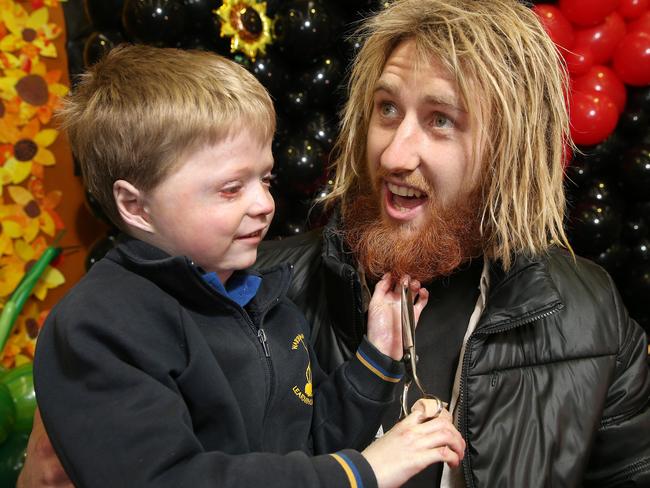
0,300,48,367
1,117,58,185
0,203,24,255
6,180,63,239
0,235,64,301
0,59,68,125
0,4,62,59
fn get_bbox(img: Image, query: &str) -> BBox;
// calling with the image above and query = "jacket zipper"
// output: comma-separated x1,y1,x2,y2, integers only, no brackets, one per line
258,328,271,357
458,303,563,487
241,312,275,435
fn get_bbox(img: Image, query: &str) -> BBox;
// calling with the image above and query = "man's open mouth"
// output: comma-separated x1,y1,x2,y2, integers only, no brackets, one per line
386,182,428,212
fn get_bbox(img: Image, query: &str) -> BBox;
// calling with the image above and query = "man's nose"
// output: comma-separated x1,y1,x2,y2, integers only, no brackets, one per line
380,116,422,173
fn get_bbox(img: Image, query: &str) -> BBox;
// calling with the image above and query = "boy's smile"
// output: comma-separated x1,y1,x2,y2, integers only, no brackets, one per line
142,129,275,283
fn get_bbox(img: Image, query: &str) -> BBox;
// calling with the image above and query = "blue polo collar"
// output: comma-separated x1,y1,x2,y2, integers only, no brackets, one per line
202,270,262,307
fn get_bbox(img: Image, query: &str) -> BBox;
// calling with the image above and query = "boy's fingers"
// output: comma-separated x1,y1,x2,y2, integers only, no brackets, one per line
373,273,393,295
410,398,448,420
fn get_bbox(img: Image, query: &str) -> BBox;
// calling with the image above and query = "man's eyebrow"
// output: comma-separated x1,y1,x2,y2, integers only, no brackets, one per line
374,79,467,113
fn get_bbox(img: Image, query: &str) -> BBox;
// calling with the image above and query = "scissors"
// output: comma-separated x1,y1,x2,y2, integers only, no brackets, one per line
399,282,447,419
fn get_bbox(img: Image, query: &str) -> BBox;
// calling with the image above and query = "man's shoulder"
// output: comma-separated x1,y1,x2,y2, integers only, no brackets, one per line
544,247,611,289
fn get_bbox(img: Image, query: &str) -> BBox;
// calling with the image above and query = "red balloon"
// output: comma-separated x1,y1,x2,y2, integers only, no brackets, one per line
618,0,649,20
563,42,595,76
612,30,650,86
573,65,627,113
569,91,619,146
627,10,650,33
573,12,626,64
533,4,575,50
559,0,620,26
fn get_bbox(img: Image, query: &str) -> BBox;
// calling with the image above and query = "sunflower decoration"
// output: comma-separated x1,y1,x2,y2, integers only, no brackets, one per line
0,234,64,302
215,0,273,61
0,4,62,59
0,300,47,368
1,117,59,185
0,58,68,125
0,203,23,255
6,180,63,240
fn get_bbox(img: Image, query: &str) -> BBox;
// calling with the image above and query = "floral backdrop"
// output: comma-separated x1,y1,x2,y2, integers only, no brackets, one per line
0,0,69,369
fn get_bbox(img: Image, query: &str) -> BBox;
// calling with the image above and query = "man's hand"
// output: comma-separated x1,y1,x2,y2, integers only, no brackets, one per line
367,273,429,360
16,408,72,488
362,399,465,488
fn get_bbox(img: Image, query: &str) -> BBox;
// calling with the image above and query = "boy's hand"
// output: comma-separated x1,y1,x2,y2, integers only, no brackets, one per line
367,274,429,360
362,400,465,488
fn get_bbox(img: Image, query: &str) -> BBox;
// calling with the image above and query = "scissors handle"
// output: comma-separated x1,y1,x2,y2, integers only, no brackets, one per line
399,282,448,419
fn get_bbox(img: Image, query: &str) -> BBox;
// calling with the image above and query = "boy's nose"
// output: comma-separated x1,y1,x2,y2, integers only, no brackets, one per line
250,186,275,217
380,116,422,174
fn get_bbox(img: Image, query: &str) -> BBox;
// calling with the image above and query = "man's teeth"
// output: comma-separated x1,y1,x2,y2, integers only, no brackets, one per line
387,182,424,198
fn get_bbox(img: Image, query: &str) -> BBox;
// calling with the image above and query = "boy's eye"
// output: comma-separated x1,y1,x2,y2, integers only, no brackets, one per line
221,185,242,195
262,173,276,187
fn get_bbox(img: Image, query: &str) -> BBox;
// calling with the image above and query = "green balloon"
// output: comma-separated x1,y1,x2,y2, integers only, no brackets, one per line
0,383,16,444
0,363,35,434
0,430,28,487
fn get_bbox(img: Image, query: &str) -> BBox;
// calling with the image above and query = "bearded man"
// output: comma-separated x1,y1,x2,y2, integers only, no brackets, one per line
17,0,650,487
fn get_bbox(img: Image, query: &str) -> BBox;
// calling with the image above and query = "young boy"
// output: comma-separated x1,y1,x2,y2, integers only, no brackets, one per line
33,45,464,488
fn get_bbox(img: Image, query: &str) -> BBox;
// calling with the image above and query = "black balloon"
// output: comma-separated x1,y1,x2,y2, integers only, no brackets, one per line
574,133,626,177
244,54,290,99
620,145,650,202
620,261,650,316
627,86,650,115
274,135,326,197
576,177,620,207
303,110,338,151
617,105,650,140
273,0,338,60
565,157,594,201
83,0,124,30
83,30,124,68
622,217,649,245
85,234,118,270
590,241,630,278
122,0,188,47
629,238,650,263
297,55,344,108
569,201,622,255
281,89,311,114
84,190,113,226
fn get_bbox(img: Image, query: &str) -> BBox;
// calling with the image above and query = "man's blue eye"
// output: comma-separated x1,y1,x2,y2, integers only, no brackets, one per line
433,114,453,128
380,102,397,117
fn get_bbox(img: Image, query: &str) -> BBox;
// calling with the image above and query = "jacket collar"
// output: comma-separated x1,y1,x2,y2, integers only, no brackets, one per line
105,236,292,315
477,252,564,332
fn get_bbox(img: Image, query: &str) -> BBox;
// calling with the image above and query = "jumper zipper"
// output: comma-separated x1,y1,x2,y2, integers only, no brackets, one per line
458,303,563,487
258,328,271,357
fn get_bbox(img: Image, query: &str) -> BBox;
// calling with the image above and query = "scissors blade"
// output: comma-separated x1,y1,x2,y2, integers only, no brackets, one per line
401,282,415,351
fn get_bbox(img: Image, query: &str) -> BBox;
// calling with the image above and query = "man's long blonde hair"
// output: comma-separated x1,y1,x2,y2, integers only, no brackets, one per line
328,0,573,269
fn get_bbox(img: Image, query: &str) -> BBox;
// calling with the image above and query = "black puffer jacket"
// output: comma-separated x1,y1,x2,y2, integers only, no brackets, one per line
256,219,650,487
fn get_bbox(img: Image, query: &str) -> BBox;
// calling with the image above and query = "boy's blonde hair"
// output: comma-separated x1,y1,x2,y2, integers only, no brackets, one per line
58,44,276,229
328,0,573,269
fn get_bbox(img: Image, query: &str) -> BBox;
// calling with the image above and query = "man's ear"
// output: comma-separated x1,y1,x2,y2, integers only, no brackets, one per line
113,180,155,234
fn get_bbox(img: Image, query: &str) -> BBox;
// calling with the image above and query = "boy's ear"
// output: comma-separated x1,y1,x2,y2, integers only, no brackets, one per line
113,180,155,234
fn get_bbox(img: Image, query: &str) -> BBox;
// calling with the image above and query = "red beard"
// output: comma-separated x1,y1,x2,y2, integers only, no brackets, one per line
341,181,483,283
